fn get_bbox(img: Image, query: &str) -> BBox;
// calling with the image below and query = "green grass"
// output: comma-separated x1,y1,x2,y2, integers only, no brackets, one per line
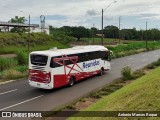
107,41,160,58
108,41,160,52
30,40,68,51
0,40,67,80
0,33,68,80
2,69,27,80
0,57,18,71
15,65,28,73
0,65,28,80
81,38,142,44
81,38,118,44
0,46,21,54
0,41,68,55
0,32,68,55
69,67,160,120
81,38,160,59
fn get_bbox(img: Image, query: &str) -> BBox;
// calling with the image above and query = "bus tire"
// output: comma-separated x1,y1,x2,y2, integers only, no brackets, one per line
99,68,104,76
69,77,75,87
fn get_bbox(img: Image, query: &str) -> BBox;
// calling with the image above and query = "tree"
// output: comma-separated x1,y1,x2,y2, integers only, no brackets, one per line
49,26,74,44
9,16,27,33
120,29,132,40
131,27,139,39
71,26,91,41
104,25,119,38
60,26,73,36
91,27,98,35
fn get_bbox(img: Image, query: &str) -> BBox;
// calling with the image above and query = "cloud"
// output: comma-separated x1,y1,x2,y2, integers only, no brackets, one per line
139,13,160,20
0,0,160,28
45,15,67,20
86,9,98,16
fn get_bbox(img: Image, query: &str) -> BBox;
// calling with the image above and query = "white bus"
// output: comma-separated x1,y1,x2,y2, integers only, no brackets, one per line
28,45,111,89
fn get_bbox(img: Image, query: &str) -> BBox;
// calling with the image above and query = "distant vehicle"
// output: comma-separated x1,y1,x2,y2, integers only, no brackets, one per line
28,45,111,89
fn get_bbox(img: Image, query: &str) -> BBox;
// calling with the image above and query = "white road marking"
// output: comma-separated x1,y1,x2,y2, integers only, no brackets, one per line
153,52,157,54
0,89,18,96
142,54,146,56
142,59,148,62
0,95,44,111
128,57,134,60
127,64,131,66
155,55,159,58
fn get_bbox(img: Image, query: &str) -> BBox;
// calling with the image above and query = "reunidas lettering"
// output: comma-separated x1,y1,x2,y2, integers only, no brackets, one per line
83,60,100,69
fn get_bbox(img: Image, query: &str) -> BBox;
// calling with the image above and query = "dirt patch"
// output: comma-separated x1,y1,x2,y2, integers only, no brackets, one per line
74,98,97,110
122,80,133,85
0,54,16,58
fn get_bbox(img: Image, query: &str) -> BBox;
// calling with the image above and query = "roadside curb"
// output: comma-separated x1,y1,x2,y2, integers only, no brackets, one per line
0,80,16,85
0,77,28,85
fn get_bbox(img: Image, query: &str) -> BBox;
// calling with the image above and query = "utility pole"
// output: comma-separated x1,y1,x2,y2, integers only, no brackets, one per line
119,16,121,44
101,1,117,46
28,14,30,53
146,21,148,50
92,24,95,45
101,9,104,45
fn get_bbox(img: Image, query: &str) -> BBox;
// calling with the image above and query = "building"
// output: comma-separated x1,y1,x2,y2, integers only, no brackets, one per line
0,21,50,34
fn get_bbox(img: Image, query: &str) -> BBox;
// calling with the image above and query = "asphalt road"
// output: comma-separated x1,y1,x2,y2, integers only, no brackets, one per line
0,49,160,113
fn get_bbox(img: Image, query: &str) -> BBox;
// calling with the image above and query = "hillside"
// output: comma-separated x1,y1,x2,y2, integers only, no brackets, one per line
70,67,160,120
0,33,68,80
0,33,68,54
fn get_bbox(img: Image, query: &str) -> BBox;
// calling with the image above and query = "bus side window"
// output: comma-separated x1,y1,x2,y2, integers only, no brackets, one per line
65,59,73,65
101,51,110,61
78,53,86,62
50,57,63,68
50,58,54,68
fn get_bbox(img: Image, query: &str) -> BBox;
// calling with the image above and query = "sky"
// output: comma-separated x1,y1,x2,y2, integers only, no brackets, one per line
0,0,160,30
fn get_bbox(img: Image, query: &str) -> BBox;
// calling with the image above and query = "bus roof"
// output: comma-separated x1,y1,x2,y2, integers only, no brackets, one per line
30,45,109,57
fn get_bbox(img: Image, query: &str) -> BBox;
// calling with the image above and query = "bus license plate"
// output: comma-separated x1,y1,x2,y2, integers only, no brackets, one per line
37,83,41,86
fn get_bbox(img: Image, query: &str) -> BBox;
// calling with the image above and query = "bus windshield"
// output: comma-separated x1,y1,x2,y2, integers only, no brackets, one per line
31,54,48,66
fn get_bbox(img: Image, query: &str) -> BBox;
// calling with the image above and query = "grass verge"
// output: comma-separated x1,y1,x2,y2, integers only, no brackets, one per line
69,67,160,120
42,59,160,119
0,65,28,81
107,41,160,58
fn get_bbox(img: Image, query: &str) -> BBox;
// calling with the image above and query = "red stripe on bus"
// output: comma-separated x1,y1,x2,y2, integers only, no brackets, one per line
53,70,100,88
29,70,51,83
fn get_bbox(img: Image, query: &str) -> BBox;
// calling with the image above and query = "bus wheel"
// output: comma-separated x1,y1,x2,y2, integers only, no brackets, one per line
69,77,75,87
99,68,104,76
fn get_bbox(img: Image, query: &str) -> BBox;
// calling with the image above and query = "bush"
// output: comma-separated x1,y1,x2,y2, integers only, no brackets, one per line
0,57,18,71
121,66,133,80
89,92,101,99
133,69,145,79
53,33,74,44
158,58,160,66
146,59,160,69
106,41,160,59
146,63,156,69
152,58,160,66
16,50,28,65
15,65,28,73
3,69,27,80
